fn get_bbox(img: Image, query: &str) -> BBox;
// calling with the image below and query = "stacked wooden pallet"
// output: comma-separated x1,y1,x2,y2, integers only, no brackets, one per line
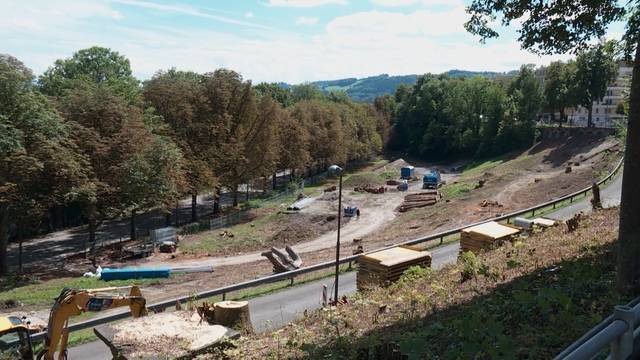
357,246,431,291
460,221,521,254
397,190,439,212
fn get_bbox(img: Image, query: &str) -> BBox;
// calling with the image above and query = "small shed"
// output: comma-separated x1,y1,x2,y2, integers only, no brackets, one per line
357,246,431,290
460,221,520,254
400,166,415,179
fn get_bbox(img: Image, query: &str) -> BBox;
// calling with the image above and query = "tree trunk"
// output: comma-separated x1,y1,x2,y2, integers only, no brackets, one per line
0,203,9,276
86,203,97,260
213,188,220,216
18,230,23,274
559,109,566,128
617,42,640,294
191,192,198,223
245,182,250,202
214,301,254,334
587,104,593,128
272,172,277,191
232,184,239,207
165,212,171,227
174,201,180,226
130,209,137,240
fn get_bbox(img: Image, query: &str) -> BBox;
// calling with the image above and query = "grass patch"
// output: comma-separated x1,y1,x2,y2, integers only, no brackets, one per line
237,208,626,359
0,276,163,307
440,182,474,199
461,158,504,177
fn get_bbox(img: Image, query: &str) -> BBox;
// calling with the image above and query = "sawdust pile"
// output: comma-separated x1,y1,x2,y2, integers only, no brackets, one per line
111,311,229,358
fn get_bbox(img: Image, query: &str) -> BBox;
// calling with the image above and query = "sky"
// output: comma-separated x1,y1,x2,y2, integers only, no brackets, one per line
0,0,627,84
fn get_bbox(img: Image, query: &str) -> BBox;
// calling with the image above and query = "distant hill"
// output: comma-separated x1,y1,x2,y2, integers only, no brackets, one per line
285,70,517,102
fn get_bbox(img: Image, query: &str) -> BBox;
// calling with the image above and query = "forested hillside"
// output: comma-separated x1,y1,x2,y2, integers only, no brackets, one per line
298,70,517,102
0,47,388,275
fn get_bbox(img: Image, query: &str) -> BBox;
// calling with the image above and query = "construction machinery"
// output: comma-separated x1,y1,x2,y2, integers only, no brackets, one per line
0,286,147,360
422,169,442,189
0,315,34,360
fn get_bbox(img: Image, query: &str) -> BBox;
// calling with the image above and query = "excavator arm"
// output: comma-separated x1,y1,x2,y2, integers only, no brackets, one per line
37,286,147,360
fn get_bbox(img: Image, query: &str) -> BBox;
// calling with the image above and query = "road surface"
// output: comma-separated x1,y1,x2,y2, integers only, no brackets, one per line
68,173,623,359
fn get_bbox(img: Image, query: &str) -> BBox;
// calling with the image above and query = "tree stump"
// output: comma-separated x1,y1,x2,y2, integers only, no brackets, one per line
214,301,254,334
591,182,602,209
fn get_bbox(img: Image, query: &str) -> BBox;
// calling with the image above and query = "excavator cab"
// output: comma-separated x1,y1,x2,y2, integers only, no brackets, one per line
0,316,34,360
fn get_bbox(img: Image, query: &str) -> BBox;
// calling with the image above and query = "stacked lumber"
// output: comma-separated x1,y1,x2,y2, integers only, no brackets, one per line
459,221,520,254
397,190,439,212
357,246,431,291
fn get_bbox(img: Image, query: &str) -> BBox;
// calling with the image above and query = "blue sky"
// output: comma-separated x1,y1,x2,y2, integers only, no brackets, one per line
1,0,626,83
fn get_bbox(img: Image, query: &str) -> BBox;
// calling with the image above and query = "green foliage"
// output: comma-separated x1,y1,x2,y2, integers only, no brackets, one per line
574,42,619,127
391,73,535,160
38,46,140,103
398,265,432,284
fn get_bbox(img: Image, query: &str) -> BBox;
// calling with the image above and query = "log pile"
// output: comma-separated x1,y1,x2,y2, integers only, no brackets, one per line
459,221,521,254
261,245,302,273
397,190,439,212
357,246,431,291
354,186,386,194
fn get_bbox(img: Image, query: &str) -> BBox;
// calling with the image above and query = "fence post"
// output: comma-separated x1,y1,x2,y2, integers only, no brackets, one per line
610,305,635,359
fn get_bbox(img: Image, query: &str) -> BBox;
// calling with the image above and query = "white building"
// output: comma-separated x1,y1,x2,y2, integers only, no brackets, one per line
568,63,632,128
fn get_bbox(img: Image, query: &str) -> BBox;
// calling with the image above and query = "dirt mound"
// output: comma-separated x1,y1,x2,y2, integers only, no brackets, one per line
343,172,385,188
383,158,411,172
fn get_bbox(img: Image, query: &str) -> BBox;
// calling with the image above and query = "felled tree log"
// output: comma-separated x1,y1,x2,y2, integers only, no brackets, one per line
262,246,302,273
214,301,254,334
261,251,293,273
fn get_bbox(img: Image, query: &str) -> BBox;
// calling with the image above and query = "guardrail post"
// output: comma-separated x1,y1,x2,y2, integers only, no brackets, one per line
290,277,294,286
532,209,536,216
440,236,443,244
222,292,226,301
610,305,635,359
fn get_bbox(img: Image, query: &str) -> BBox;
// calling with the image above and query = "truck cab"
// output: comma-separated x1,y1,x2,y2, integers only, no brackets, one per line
422,169,442,189
0,316,34,360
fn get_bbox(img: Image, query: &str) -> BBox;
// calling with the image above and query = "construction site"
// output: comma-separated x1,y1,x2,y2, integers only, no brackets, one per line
0,128,623,359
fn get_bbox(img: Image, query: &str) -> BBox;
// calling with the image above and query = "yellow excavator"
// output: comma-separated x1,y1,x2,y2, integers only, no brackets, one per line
0,286,147,360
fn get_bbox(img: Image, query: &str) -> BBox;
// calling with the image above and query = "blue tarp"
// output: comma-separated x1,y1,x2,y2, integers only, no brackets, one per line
100,267,171,281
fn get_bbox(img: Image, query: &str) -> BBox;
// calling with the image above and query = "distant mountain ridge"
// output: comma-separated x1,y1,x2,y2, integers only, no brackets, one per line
286,70,518,102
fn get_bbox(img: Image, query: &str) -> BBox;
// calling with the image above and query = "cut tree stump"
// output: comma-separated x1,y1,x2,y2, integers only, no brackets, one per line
214,300,254,334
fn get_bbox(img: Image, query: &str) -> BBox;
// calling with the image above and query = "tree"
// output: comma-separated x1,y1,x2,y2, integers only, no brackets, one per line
544,61,570,125
465,0,640,293
143,69,217,222
38,46,140,104
508,65,542,144
0,54,88,275
574,42,619,127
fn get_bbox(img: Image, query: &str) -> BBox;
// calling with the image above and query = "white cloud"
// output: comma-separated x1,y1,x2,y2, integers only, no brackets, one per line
0,0,122,32
2,2,570,84
245,11,254,18
326,7,468,36
113,0,271,29
266,0,346,7
296,16,319,25
371,0,464,7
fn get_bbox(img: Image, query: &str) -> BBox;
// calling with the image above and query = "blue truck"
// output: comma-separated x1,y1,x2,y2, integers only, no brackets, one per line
400,166,415,179
422,169,442,189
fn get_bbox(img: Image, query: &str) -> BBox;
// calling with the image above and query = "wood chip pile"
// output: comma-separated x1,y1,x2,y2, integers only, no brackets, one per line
460,221,521,254
357,246,431,291
95,311,238,359
397,190,439,212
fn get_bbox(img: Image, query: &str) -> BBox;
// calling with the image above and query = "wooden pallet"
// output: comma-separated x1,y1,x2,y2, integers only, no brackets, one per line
357,246,431,291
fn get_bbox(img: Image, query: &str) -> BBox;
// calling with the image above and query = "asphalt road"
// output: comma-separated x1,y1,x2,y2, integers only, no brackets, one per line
68,173,623,359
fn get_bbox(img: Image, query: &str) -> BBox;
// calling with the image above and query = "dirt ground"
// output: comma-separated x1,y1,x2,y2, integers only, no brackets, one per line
1,134,621,320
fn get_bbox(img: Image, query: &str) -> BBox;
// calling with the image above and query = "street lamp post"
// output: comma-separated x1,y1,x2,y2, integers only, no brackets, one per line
328,164,343,304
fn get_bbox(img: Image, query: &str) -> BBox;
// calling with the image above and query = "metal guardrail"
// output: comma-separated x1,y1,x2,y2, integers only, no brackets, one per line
29,157,624,344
